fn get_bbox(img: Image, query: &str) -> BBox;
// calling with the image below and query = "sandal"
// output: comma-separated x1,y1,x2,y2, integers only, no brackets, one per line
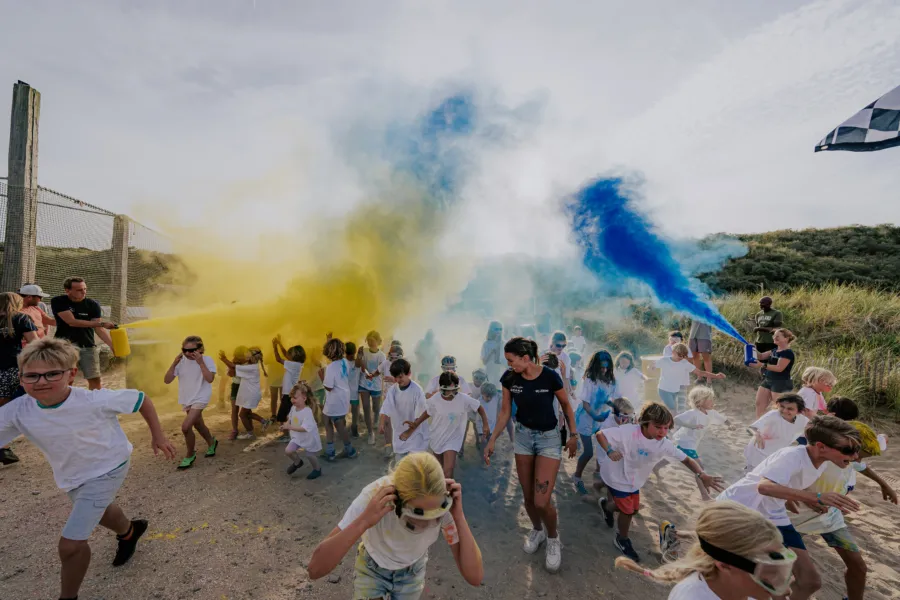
205,438,218,457
177,454,197,470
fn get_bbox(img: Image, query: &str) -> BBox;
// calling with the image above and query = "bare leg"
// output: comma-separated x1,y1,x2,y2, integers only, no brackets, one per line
441,450,458,478
230,400,239,433
59,538,91,598
371,394,382,422
306,453,321,471
533,456,562,538
755,387,773,418
783,548,821,600
701,352,712,383
834,547,866,600
192,412,214,446
98,502,131,535
515,454,541,530
239,408,254,432
324,417,335,444
269,386,280,419
360,391,373,433
350,402,360,436
180,412,196,457
335,418,352,444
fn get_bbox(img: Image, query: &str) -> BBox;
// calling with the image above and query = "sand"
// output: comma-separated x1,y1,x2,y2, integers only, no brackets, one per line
1,372,898,599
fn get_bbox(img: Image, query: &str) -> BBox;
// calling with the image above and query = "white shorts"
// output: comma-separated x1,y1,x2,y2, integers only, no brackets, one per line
181,402,208,412
63,461,130,540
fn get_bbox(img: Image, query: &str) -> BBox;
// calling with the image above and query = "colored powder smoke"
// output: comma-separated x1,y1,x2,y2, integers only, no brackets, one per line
568,176,749,344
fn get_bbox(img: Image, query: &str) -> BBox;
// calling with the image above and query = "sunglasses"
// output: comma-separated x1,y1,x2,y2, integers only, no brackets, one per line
21,369,67,383
182,346,202,353
829,443,859,456
553,343,567,349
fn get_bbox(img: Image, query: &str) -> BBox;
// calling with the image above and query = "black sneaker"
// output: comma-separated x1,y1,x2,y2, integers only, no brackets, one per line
0,447,20,465
112,519,148,567
599,498,614,528
614,534,640,562
286,460,304,475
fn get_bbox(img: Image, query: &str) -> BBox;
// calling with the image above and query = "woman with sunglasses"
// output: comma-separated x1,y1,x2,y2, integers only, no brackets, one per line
484,337,577,574
164,335,218,469
308,452,483,599
617,500,799,599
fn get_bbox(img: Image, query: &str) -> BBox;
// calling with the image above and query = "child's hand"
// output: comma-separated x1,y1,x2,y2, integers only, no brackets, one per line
483,439,495,466
218,350,227,361
608,450,623,461
819,492,860,514
715,373,726,380
281,423,291,432
754,432,766,449
172,353,183,365
360,484,396,529
700,473,725,494
378,424,385,435
152,435,177,460
399,431,411,441
446,478,464,517
881,485,898,504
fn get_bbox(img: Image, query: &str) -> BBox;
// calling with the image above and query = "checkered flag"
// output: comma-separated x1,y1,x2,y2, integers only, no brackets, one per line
815,84,900,152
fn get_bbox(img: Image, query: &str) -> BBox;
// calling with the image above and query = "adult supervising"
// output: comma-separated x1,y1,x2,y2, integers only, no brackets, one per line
753,296,783,354
51,277,116,390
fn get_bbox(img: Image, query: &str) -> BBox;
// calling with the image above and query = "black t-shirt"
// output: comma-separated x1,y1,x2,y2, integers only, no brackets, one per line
51,295,102,348
0,313,38,369
501,366,563,432
765,348,795,381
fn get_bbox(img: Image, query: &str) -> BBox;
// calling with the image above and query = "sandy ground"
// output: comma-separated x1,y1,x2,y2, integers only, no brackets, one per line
1,370,899,600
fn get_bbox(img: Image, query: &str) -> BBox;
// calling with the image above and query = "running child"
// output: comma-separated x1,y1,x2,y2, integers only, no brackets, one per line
573,350,618,495
219,345,248,440
319,338,358,461
425,355,468,399
671,386,732,500
0,338,176,600
473,382,503,463
596,402,725,562
344,342,362,438
359,330,386,446
718,416,862,600
307,453,483,597
614,351,648,412
368,344,403,456
744,394,808,470
164,335,218,469
617,501,798,600
272,336,306,442
590,397,634,497
462,368,489,459
220,346,270,440
400,372,489,478
654,343,724,413
379,358,429,461
797,366,836,417
282,380,323,480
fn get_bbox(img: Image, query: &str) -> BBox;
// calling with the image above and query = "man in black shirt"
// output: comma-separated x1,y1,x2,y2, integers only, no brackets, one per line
51,277,116,390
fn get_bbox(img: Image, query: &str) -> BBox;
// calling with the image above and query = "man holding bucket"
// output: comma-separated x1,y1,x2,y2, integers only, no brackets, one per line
51,277,116,390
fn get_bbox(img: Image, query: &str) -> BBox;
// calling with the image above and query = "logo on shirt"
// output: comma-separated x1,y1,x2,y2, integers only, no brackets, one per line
510,385,524,395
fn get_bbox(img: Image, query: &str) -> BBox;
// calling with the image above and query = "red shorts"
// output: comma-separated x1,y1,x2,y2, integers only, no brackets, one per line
611,488,641,515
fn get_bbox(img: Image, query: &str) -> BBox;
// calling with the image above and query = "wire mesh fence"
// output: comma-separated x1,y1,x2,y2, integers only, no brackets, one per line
0,178,176,322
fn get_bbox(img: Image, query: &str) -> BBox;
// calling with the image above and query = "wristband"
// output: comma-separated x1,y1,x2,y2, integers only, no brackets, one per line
606,447,615,456
696,472,704,479
817,492,824,505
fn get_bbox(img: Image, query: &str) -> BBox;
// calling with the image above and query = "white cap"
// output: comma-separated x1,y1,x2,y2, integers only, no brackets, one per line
18,284,48,298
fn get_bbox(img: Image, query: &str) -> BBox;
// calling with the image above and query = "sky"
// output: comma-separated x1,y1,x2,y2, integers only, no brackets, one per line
0,0,898,244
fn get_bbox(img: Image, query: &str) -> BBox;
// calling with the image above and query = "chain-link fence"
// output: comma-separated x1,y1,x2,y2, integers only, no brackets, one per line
0,178,176,322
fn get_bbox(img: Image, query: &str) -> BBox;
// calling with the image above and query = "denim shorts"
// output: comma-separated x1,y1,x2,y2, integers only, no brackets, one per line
513,422,562,460
761,378,794,394
354,544,427,600
63,461,130,540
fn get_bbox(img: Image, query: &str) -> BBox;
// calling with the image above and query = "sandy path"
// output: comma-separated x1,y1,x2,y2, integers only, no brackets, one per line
1,380,897,599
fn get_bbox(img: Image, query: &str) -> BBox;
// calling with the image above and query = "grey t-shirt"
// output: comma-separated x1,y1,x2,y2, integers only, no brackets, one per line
689,321,712,341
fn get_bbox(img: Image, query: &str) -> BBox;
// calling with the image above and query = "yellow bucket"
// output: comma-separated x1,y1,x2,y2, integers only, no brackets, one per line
110,327,131,358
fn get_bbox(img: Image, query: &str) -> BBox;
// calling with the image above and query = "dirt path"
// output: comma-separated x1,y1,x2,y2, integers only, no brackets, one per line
1,381,898,599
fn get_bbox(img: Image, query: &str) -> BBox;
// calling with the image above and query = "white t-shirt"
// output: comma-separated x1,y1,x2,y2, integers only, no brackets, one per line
425,374,468,397
718,446,827,526
235,363,262,409
475,390,500,434
614,367,645,407
791,461,865,535
379,359,396,391
569,335,586,354
663,344,693,359
381,382,429,454
323,359,352,417
426,392,481,453
593,414,623,468
668,573,721,600
798,386,826,413
672,409,727,451
338,476,458,570
347,362,361,396
361,349,386,392
0,387,144,491
174,355,217,407
655,357,696,393
281,360,304,394
744,410,809,469
287,405,322,452
599,424,687,493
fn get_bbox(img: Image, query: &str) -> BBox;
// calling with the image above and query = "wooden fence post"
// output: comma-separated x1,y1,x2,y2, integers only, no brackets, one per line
110,215,130,324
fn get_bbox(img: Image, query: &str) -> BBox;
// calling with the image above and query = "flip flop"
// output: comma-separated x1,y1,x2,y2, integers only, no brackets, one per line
205,438,218,457
177,454,197,470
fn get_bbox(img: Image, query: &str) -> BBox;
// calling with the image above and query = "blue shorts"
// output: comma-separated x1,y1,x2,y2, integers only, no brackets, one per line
777,524,806,550
325,415,347,425
677,446,700,460
513,422,562,460
359,387,382,398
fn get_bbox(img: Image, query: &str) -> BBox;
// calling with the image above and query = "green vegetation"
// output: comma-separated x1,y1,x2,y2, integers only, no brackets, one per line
698,225,900,293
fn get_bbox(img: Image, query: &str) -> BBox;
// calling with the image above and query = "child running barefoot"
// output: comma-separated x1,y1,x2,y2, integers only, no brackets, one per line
596,402,725,562
401,372,489,479
796,366,836,417
573,350,618,495
671,386,732,500
617,501,798,600
655,343,724,414
282,381,323,480
379,359,429,461
164,335,218,469
359,331,386,446
272,336,307,438
614,351,648,413
744,394,808,470
0,338,177,600
319,338,358,461
718,416,863,600
307,453,483,597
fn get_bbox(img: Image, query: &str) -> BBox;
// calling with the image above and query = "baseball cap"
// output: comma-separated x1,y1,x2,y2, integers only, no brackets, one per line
18,284,48,298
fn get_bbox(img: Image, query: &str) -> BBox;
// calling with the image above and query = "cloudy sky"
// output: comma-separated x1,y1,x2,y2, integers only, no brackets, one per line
1,0,898,242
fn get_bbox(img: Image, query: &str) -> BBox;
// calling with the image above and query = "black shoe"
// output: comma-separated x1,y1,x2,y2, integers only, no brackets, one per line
112,519,148,567
286,460,304,475
600,498,614,528
614,534,640,562
0,447,19,465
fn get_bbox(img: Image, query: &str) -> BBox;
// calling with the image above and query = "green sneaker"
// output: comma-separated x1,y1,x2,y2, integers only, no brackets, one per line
205,438,218,457
177,454,197,470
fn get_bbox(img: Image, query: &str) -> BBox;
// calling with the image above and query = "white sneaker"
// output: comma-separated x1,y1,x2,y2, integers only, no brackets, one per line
383,444,394,459
236,432,255,440
545,536,562,573
368,433,376,445
523,528,546,554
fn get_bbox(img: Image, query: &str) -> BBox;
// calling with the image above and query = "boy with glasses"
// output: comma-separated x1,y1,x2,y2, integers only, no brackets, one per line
718,415,862,600
0,338,175,600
